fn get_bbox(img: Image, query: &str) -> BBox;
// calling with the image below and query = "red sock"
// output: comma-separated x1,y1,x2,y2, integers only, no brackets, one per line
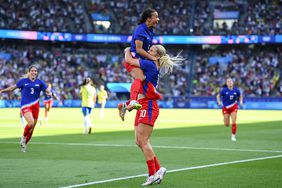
232,123,237,134
130,79,142,101
25,130,34,144
23,125,30,137
126,100,130,106
154,156,161,171
146,159,156,176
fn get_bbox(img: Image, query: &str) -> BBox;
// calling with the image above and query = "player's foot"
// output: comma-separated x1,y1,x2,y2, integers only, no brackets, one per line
126,100,142,112
20,136,27,152
88,127,92,134
231,134,236,141
118,103,127,121
155,167,167,184
141,174,159,186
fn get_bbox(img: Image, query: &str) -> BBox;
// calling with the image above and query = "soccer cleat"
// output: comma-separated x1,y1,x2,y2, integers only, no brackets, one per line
20,136,27,152
118,103,127,121
231,134,236,141
126,100,142,112
155,167,167,184
141,174,160,186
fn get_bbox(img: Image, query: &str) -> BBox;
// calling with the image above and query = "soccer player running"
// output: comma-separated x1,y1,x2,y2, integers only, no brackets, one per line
0,65,50,152
79,78,96,134
124,45,184,186
43,82,61,123
97,85,108,118
119,8,160,115
216,78,243,141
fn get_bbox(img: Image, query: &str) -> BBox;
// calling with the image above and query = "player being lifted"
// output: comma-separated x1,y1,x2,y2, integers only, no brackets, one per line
118,8,160,119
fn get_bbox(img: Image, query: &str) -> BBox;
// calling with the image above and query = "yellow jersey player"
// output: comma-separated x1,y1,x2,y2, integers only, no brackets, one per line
80,77,96,134
97,85,108,118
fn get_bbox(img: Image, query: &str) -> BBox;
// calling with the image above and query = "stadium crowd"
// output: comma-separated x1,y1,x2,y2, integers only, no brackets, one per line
193,46,282,96
0,0,280,35
1,44,281,101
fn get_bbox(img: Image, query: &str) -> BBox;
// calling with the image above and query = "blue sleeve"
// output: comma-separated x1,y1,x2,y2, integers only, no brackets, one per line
40,80,48,91
237,88,241,96
16,79,24,89
133,26,146,42
140,60,153,71
220,88,225,96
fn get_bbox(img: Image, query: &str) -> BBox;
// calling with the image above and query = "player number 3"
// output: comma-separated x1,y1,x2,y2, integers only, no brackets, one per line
140,110,146,118
30,88,34,94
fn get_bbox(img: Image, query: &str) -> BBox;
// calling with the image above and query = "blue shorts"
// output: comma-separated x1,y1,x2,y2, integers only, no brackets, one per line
82,107,92,116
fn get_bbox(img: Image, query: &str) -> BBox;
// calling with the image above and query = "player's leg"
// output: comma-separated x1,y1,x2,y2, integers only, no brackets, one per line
230,111,238,141
25,103,40,145
127,68,144,111
223,114,230,127
82,107,88,134
19,111,25,128
20,111,34,152
99,102,105,118
135,123,159,185
87,108,93,134
45,102,50,122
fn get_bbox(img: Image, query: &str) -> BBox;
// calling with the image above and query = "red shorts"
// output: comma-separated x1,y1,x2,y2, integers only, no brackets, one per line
134,98,159,127
222,104,238,115
21,102,40,119
44,99,53,107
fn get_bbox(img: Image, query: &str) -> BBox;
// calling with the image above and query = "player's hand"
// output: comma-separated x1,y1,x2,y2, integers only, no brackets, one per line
240,102,243,108
124,47,130,53
218,102,222,107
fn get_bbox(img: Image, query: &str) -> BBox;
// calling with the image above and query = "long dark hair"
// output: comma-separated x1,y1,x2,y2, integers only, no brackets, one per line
80,77,93,87
138,8,157,24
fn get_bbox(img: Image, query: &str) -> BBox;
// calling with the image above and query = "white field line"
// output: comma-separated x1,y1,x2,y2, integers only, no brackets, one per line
60,154,282,188
1,141,282,153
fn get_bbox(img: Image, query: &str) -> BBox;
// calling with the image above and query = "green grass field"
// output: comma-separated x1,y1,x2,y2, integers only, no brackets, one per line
0,108,282,188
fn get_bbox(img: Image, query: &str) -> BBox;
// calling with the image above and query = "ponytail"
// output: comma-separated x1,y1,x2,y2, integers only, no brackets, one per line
138,8,157,24
155,45,185,76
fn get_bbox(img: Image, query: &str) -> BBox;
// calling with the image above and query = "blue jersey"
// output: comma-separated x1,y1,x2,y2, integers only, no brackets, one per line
16,78,48,108
139,59,161,99
130,23,154,59
44,89,56,102
219,87,241,108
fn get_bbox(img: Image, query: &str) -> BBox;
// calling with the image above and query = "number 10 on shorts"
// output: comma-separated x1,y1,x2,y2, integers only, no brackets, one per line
140,110,146,118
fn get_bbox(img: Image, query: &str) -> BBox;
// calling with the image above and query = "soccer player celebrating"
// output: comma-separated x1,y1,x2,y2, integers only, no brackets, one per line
124,45,184,186
217,78,243,141
0,65,50,152
121,8,160,112
43,82,61,123
79,77,96,134
97,85,108,118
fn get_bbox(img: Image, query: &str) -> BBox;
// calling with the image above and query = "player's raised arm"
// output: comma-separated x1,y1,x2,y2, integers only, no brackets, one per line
124,47,140,67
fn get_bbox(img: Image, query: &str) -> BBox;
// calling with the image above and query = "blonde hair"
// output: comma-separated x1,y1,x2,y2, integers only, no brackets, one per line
155,45,184,76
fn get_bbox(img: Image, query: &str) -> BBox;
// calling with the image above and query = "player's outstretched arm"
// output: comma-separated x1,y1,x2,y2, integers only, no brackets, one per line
216,94,222,106
239,95,243,107
0,85,17,94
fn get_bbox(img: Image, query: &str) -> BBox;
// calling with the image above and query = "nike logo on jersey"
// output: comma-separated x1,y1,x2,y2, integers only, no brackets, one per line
24,84,28,86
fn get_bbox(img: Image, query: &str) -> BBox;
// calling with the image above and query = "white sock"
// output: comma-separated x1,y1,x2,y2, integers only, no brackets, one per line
86,115,92,128
83,116,88,133
20,116,25,128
